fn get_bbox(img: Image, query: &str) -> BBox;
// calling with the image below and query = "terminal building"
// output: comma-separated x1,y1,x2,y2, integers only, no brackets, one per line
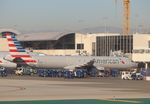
1,29,150,68
17,32,132,57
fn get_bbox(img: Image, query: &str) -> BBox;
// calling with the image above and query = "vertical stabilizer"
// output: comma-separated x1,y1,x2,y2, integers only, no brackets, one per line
2,32,37,65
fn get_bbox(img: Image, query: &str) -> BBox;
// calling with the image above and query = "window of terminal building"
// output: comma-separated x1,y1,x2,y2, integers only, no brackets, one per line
148,41,150,48
96,35,133,56
0,33,2,38
77,44,84,49
20,40,54,50
92,42,96,56
54,33,75,49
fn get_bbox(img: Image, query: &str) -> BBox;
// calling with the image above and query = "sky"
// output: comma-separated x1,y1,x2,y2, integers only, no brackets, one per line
0,0,150,33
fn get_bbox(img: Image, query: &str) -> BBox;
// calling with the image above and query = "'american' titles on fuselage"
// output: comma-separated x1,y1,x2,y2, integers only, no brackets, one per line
94,58,120,64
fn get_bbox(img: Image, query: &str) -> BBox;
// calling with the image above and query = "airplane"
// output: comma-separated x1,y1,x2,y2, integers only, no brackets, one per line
1,31,137,71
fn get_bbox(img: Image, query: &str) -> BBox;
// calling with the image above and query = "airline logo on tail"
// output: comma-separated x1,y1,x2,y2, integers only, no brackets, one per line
2,32,37,64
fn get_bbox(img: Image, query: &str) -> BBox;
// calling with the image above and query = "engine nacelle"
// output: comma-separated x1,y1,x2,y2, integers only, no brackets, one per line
0,60,17,69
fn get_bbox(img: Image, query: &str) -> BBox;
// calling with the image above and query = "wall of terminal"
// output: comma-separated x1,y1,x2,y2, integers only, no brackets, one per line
75,33,96,56
132,34,150,62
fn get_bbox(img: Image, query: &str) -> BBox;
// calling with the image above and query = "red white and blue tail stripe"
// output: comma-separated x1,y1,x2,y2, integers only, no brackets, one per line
0,60,2,64
3,32,37,64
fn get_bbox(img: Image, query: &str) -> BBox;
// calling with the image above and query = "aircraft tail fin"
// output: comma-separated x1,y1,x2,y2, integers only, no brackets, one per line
2,32,37,64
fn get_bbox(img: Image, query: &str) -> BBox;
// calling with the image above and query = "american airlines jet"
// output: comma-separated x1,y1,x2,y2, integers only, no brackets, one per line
1,32,137,70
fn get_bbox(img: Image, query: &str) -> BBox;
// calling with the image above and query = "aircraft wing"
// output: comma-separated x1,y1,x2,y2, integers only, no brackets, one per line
64,59,94,71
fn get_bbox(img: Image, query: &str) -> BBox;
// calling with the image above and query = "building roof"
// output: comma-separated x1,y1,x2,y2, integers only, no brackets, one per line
17,32,74,41
17,32,123,41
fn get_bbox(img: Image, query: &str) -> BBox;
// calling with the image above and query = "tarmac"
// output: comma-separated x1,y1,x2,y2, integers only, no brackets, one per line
0,76,150,102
